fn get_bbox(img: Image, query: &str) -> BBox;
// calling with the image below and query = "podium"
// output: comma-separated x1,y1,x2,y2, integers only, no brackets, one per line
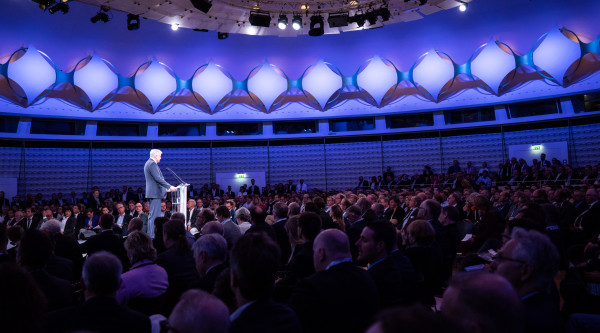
172,184,188,217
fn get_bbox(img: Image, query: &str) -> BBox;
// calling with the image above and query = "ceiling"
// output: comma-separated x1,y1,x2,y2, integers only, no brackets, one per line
71,0,471,36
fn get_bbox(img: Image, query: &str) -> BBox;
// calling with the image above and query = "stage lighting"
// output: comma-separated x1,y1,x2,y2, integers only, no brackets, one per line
91,6,110,23
292,15,302,30
278,15,288,30
249,11,272,27
171,23,179,31
48,2,69,14
218,32,229,39
127,14,140,30
458,1,467,11
328,13,349,27
308,15,324,36
190,0,212,13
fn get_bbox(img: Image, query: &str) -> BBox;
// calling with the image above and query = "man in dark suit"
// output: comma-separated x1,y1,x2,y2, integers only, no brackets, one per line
23,207,42,230
224,185,235,198
185,199,200,230
81,214,129,271
87,189,102,213
356,220,414,308
357,176,369,190
190,233,227,293
144,149,176,239
46,251,151,333
113,202,133,237
247,179,261,196
571,188,600,245
345,205,366,261
272,202,291,265
229,232,301,333
289,229,379,333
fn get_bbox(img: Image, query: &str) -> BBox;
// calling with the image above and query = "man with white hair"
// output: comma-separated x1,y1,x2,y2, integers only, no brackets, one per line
144,149,176,238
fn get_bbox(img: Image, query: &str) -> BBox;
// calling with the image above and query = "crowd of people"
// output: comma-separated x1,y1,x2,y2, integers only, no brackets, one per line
2,153,600,332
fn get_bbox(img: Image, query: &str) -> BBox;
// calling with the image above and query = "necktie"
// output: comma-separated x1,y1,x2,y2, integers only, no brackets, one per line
27,218,31,228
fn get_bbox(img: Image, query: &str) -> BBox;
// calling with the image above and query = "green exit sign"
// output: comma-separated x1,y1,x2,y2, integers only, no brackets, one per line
532,145,542,151
237,174,245,178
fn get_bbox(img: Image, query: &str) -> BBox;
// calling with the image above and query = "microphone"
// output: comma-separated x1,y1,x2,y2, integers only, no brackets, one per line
165,167,188,186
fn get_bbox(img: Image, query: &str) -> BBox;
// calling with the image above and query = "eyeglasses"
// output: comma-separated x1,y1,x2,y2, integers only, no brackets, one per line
492,253,528,265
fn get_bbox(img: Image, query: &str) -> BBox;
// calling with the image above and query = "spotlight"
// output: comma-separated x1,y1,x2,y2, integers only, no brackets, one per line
127,14,140,30
249,11,272,27
218,32,229,39
91,6,110,23
278,15,288,30
308,15,324,37
292,15,302,30
48,2,69,14
171,23,179,31
458,2,467,11
328,13,349,27
190,0,212,14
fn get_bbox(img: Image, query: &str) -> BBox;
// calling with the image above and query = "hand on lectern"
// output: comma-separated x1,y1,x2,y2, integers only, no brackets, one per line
167,186,177,192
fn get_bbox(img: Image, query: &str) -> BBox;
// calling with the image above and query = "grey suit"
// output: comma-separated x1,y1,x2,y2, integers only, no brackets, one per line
144,158,172,238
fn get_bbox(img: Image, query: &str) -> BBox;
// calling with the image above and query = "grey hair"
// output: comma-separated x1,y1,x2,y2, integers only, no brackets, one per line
150,149,162,158
193,233,228,261
235,207,251,223
82,251,122,295
511,228,560,288
40,219,62,236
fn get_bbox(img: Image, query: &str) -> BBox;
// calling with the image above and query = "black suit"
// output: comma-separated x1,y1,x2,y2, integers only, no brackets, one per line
368,257,414,308
155,245,199,310
186,208,200,227
248,185,261,195
274,241,315,302
572,201,600,244
289,261,379,333
46,296,151,333
81,230,129,270
246,222,278,243
63,216,77,238
230,299,301,333
522,291,562,333
30,269,74,311
273,218,291,265
362,209,377,223
88,196,102,212
357,180,369,190
114,213,133,236
347,219,367,261
189,262,226,293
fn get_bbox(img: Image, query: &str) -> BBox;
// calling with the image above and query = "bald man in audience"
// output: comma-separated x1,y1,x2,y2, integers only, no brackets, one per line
441,271,523,333
202,221,224,236
289,229,379,333
167,289,229,333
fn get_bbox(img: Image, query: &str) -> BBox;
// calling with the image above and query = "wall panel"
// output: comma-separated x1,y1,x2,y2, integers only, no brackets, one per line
326,141,382,191
24,147,89,198
270,144,327,191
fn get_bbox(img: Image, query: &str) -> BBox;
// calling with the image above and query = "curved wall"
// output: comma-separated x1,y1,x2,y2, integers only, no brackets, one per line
1,0,600,121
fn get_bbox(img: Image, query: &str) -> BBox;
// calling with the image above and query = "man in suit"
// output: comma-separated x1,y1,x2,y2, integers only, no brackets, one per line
229,232,301,333
46,251,151,333
247,179,261,196
571,188,600,244
297,179,308,193
345,205,366,261
186,199,200,230
289,229,379,333
81,214,129,270
272,202,291,265
23,207,42,230
167,289,229,333
190,233,228,293
87,189,102,213
224,185,235,198
113,202,133,237
215,206,241,249
357,176,369,190
144,149,176,239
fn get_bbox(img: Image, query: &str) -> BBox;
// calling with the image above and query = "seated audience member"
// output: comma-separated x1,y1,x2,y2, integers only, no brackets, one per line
127,217,144,234
356,220,414,307
202,221,224,235
155,219,199,311
39,220,75,282
84,208,99,229
565,313,600,333
114,202,133,236
460,195,500,253
285,215,303,260
403,219,443,305
6,225,23,262
439,205,461,280
345,205,366,261
61,206,77,238
195,208,216,237
289,229,379,333
18,229,73,311
491,228,562,333
215,206,241,249
1,262,46,332
365,305,459,333
46,251,151,333
441,271,523,333
116,231,168,311
0,222,12,263
229,232,301,333
235,207,252,235
190,233,228,293
329,204,346,231
152,216,169,254
272,202,291,265
166,289,229,333
81,214,129,271
246,205,277,242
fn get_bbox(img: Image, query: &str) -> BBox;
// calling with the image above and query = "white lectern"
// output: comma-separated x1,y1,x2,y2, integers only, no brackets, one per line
172,184,188,217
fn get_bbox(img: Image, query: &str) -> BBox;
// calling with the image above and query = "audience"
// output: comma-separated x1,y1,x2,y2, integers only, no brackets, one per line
166,289,229,333
190,233,228,293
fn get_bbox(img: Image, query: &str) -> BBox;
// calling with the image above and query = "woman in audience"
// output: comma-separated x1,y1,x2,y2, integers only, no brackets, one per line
460,195,500,254
117,231,168,307
234,207,252,235
329,204,345,231
285,215,303,262
387,197,405,226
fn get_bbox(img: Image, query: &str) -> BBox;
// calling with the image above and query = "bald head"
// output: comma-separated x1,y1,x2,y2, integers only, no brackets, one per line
169,289,229,333
201,221,223,236
441,271,522,333
313,229,351,272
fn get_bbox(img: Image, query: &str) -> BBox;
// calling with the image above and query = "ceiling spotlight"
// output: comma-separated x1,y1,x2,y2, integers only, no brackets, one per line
292,15,302,30
171,23,180,31
458,2,467,11
91,5,110,23
249,11,272,27
190,0,212,14
308,15,324,37
278,15,288,30
127,14,140,30
218,32,229,39
48,2,69,14
328,13,349,27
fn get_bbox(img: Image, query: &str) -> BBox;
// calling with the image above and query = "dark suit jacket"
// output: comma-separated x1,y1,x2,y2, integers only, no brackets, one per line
155,245,199,308
248,185,261,195
347,219,367,261
113,213,133,236
362,209,377,223
289,261,379,333
46,296,151,333
230,299,301,333
63,216,77,238
368,257,414,308
274,241,315,302
246,222,277,243
144,158,172,199
186,208,200,226
522,291,563,333
30,269,74,311
81,230,129,270
189,262,226,293
273,218,291,265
